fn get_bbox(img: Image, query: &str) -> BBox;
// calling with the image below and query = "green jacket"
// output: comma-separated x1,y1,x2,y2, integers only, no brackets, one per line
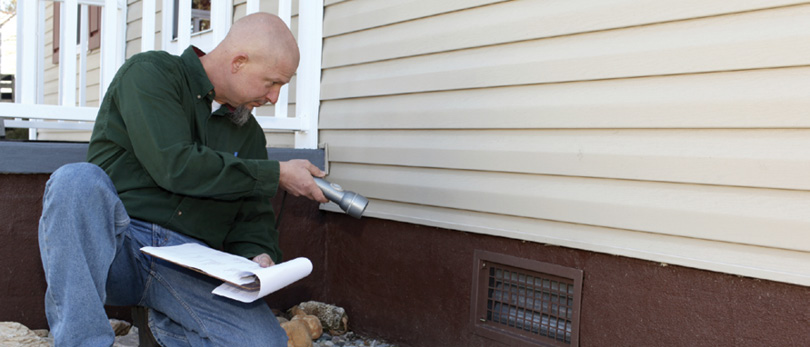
87,46,282,261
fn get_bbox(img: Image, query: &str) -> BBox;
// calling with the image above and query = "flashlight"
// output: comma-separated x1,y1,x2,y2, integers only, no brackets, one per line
314,177,369,219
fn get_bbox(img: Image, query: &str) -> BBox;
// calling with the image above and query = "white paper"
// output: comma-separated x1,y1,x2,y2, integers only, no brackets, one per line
212,258,313,303
141,243,313,303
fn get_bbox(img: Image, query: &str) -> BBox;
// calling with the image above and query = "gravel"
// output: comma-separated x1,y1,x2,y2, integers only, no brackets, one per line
314,331,397,347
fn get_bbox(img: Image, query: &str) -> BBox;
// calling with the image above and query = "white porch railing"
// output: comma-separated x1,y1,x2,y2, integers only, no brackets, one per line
0,0,323,149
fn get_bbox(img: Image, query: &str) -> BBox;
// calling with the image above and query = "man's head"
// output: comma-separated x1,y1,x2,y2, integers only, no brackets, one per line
202,13,300,125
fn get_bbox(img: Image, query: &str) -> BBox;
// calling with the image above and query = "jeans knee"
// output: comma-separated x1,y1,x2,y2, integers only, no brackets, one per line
45,163,124,219
51,162,106,183
47,163,111,197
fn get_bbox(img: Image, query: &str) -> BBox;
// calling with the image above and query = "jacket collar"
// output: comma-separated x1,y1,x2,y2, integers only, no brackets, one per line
180,45,216,104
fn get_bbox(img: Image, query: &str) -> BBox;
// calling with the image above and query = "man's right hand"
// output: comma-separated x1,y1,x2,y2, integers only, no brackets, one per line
278,160,328,203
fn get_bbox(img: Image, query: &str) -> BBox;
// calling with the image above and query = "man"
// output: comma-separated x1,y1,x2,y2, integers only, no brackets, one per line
38,13,326,346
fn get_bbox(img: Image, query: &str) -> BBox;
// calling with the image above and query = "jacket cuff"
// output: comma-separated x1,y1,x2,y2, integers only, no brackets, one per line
252,159,280,197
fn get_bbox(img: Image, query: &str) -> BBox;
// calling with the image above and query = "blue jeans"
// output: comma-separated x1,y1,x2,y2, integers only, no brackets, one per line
38,163,287,347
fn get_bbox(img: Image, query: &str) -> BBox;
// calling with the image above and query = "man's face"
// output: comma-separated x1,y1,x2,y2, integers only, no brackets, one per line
233,54,297,111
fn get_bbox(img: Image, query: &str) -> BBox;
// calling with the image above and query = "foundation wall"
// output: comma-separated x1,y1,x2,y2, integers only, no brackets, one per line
2,173,809,346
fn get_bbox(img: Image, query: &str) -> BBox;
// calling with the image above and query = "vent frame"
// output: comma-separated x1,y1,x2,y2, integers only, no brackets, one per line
470,250,583,346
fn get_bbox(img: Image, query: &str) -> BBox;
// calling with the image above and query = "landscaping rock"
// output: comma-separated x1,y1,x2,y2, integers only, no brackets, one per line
292,314,323,340
290,301,349,335
281,319,314,347
0,322,51,347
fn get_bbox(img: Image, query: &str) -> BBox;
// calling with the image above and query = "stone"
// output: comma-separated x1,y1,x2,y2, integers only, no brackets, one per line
0,322,51,347
293,301,349,335
109,318,132,336
292,314,323,340
281,320,314,347
290,305,308,318
113,326,140,347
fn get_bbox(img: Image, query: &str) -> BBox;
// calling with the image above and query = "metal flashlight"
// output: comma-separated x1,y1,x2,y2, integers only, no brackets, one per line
314,177,369,219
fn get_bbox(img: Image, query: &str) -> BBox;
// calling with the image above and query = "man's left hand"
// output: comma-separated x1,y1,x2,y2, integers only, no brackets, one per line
252,253,275,267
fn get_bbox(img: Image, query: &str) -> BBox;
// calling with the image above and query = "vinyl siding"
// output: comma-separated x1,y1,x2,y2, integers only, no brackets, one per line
318,0,810,286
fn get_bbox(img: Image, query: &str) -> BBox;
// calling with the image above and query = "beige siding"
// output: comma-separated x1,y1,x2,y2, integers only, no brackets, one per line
124,0,157,58
319,1,810,286
43,3,57,105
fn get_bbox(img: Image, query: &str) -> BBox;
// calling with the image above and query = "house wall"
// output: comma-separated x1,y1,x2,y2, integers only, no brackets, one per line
11,2,810,344
318,0,810,287
2,168,809,346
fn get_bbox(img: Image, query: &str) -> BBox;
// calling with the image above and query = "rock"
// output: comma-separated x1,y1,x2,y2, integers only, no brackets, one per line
109,318,132,336
0,322,51,347
292,314,323,339
281,320,314,347
289,305,308,318
292,301,349,335
113,326,140,347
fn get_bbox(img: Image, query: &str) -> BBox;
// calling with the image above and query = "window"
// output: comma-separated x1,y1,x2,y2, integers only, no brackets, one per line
52,2,101,64
169,0,211,40
191,0,211,33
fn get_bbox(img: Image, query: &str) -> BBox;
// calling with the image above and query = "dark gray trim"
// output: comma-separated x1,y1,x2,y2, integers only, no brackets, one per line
266,148,325,171
0,141,89,174
0,141,325,174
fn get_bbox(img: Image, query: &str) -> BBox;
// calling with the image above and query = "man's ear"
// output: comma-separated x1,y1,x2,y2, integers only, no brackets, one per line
231,54,248,73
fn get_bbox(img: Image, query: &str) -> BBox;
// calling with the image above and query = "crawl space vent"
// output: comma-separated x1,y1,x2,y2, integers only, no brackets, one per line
471,250,583,346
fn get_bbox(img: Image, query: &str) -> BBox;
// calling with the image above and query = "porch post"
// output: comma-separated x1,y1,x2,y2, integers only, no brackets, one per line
141,0,156,51
273,0,292,121
176,0,191,50
295,0,324,149
99,0,126,99
16,0,38,105
79,5,89,106
161,0,175,54
59,0,78,107
210,0,232,45
245,0,260,15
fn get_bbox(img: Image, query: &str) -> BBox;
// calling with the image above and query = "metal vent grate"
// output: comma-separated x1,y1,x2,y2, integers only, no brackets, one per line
471,250,583,346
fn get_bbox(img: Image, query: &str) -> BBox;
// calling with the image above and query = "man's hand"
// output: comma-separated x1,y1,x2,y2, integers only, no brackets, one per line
252,253,275,268
278,159,328,203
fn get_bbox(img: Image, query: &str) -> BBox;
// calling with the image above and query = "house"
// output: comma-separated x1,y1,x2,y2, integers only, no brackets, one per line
1,1,809,346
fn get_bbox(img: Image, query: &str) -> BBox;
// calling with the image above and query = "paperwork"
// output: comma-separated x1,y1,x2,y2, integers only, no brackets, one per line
141,243,312,303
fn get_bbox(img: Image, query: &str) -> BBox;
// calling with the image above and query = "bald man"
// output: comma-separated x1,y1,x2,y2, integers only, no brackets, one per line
38,13,324,346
